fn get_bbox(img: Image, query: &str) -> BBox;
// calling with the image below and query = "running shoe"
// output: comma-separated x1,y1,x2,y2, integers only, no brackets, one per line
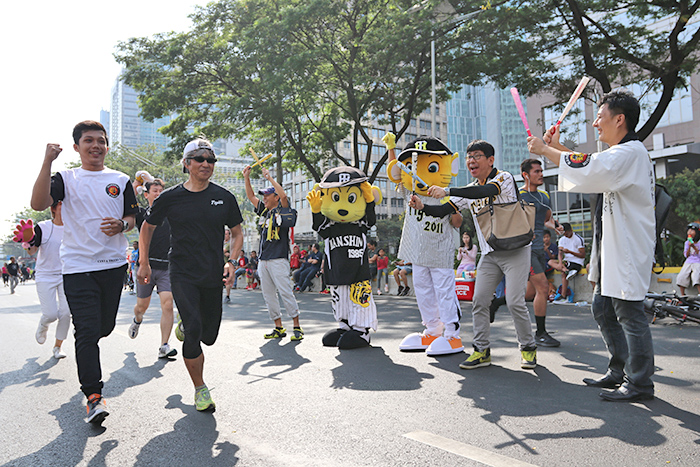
566,269,578,280
195,386,216,412
86,394,109,424
53,346,67,359
175,320,185,342
535,332,561,347
128,318,141,339
396,286,404,296
459,348,491,369
264,327,287,339
521,349,537,369
290,327,304,341
158,343,178,358
400,286,410,296
224,296,231,303
36,320,49,345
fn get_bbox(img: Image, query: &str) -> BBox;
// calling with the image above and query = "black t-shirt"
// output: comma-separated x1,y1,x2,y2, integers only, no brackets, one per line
7,263,20,277
146,183,243,286
312,211,373,285
255,201,291,261
136,206,171,270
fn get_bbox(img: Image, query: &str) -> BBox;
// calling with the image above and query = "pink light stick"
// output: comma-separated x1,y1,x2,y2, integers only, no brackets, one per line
510,87,532,137
556,76,591,126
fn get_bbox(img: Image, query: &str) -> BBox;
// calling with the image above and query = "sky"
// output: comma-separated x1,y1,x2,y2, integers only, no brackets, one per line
0,0,208,236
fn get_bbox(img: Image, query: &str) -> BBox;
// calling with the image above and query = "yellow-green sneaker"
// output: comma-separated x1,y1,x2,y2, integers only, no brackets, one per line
459,348,491,370
195,386,216,412
264,327,287,339
521,349,537,369
290,327,304,341
175,320,185,342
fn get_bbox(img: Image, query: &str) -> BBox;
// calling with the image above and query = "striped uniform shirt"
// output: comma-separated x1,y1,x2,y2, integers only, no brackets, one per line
397,186,459,269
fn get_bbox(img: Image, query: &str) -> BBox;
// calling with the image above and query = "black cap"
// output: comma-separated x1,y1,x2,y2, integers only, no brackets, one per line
397,136,452,163
319,166,368,188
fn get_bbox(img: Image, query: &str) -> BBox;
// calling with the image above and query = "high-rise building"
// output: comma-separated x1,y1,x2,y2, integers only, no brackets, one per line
446,84,530,187
109,79,172,151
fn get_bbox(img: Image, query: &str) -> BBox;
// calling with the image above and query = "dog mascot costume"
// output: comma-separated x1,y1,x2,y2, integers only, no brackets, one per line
384,132,464,356
306,167,381,349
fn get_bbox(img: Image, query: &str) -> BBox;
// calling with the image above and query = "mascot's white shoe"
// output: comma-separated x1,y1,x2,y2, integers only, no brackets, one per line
426,336,464,356
399,332,440,351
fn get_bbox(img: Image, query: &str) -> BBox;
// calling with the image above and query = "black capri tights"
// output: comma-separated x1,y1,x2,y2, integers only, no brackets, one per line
171,281,223,359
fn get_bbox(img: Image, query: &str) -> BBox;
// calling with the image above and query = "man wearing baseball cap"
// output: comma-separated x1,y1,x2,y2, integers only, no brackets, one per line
138,137,244,412
243,165,303,341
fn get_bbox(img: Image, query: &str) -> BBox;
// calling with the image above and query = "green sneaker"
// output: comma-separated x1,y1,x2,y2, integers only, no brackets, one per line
521,349,537,369
459,348,491,369
264,327,287,339
195,386,216,412
290,327,304,341
175,320,185,342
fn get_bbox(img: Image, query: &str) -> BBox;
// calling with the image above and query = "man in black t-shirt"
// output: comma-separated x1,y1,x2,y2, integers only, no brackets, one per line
7,257,20,294
128,177,178,360
243,165,302,341
138,138,243,413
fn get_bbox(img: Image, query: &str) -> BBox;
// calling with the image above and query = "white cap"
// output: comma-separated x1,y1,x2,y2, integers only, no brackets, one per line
182,138,214,159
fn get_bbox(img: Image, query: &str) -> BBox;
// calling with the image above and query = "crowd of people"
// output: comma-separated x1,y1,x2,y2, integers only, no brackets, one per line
13,90,694,424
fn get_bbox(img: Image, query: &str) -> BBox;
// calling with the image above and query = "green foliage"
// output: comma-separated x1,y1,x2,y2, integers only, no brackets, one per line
115,0,481,183
457,0,700,139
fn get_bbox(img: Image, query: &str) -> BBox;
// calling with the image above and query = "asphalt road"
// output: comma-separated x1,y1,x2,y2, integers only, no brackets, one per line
1,281,699,467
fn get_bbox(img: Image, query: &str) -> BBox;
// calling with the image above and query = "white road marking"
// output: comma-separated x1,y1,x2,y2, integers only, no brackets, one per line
404,431,539,467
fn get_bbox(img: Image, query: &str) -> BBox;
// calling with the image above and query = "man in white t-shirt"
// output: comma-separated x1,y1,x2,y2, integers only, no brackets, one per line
556,223,585,303
529,91,655,402
31,120,139,424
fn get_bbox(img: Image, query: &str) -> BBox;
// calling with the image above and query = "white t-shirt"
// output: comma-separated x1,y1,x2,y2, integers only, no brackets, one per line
558,233,585,266
34,219,63,281
51,168,138,274
451,169,524,256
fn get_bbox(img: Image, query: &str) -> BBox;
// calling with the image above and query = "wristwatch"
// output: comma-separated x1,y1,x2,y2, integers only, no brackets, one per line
445,187,450,197
120,219,129,232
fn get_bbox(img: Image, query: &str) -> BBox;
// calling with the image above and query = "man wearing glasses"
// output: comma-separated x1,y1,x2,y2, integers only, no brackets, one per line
137,138,244,412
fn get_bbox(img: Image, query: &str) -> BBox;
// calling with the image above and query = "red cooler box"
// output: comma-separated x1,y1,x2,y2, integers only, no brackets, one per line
455,278,475,301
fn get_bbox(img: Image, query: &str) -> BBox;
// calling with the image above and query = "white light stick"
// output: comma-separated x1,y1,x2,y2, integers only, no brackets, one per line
556,76,591,126
411,152,417,194
395,160,428,188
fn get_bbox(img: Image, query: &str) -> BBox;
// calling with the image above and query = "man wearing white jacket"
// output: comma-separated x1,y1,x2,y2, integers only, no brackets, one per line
528,91,655,402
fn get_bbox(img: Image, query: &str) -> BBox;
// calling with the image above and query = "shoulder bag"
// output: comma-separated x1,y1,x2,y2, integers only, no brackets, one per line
475,178,536,251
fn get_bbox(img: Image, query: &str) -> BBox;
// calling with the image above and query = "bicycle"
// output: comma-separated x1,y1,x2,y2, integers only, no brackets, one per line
643,292,700,324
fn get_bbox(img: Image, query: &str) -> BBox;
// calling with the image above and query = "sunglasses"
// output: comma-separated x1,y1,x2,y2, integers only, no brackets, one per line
188,155,217,164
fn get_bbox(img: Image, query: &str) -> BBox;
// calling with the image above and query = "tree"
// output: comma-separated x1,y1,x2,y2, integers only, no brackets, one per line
456,0,700,140
115,0,480,183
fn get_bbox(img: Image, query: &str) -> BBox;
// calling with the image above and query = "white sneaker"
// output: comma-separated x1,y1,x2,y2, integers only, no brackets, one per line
426,336,465,356
36,321,49,345
566,269,578,280
128,318,141,339
53,346,67,359
384,284,389,293
399,332,440,351
158,343,177,359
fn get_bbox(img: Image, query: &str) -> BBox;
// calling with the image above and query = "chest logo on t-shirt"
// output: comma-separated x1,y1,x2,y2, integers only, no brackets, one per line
211,200,224,206
105,184,121,198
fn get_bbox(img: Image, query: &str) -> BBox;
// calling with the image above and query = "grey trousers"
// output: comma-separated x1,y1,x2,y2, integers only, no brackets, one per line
471,246,536,352
258,258,299,322
591,286,654,394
